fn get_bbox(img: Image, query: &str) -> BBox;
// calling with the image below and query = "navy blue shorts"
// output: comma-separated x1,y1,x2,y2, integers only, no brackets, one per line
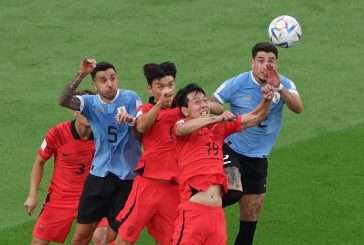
77,172,133,231
223,143,268,194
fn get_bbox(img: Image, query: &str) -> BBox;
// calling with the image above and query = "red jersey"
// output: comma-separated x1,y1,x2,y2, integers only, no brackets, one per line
173,116,242,201
39,121,95,206
134,101,183,181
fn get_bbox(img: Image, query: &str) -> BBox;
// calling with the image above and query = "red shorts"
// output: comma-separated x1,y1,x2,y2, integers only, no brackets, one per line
32,203,77,243
172,201,227,245
117,176,180,244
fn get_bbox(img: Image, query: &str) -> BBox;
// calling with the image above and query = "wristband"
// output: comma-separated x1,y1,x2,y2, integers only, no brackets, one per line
277,83,284,91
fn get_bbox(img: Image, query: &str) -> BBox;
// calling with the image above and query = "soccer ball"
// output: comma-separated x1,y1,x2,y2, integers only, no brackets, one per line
268,15,302,48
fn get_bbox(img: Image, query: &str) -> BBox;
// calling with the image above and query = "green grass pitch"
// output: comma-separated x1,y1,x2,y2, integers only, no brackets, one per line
1,0,363,244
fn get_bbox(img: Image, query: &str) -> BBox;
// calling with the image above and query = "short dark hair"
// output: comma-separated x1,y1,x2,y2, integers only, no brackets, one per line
175,83,206,108
91,62,117,80
143,61,177,85
74,89,96,96
252,42,278,59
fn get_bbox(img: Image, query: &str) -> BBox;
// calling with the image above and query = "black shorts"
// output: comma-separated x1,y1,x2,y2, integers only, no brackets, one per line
223,143,268,194
77,172,133,231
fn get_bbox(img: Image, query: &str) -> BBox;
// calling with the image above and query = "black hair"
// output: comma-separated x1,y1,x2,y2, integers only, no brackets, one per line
143,61,177,85
252,42,278,59
175,83,206,108
90,62,117,80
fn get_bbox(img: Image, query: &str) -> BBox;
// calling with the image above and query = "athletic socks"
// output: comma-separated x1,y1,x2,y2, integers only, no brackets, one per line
234,220,257,245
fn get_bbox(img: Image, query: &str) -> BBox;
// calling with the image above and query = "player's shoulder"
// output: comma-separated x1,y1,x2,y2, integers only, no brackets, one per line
46,121,71,139
279,74,297,89
138,102,153,110
51,121,71,132
223,72,251,88
228,71,250,82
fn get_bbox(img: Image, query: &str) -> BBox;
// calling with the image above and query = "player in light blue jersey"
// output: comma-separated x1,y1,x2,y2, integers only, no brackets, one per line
58,58,142,245
210,42,303,245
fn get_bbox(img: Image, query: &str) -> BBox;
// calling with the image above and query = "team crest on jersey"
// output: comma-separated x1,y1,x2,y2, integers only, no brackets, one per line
272,92,281,103
96,106,104,112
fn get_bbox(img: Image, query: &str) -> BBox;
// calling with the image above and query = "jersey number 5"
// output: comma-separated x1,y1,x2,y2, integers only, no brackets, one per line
108,126,118,143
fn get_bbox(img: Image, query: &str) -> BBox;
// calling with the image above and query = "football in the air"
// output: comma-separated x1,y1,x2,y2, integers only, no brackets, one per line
268,15,302,48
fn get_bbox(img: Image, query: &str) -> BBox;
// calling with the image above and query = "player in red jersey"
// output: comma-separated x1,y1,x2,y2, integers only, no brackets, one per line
113,62,181,245
24,90,111,245
171,81,274,245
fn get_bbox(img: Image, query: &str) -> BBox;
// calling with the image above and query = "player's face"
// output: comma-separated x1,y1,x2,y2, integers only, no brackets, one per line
74,112,90,127
92,68,119,103
183,92,209,119
147,75,176,108
251,51,277,83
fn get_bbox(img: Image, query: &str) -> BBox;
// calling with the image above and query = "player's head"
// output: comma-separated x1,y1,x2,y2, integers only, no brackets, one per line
90,61,119,103
251,42,278,83
143,61,177,108
252,42,278,59
73,90,96,127
175,83,209,119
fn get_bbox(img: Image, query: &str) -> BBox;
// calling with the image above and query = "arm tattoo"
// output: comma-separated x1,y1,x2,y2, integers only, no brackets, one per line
58,73,84,110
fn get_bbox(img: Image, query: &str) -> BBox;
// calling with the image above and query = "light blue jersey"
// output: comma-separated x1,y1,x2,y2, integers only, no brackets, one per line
214,71,299,158
77,89,142,179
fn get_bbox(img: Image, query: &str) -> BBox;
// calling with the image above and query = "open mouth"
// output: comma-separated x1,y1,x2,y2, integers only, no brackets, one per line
201,110,208,116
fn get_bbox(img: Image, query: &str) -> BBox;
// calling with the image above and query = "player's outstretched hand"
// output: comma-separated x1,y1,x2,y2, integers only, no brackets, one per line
261,84,274,102
266,63,280,88
159,87,174,108
215,110,236,122
79,57,96,77
24,196,37,216
115,109,136,126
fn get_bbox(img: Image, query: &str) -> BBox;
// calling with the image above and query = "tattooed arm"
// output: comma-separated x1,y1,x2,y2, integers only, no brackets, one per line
58,58,96,110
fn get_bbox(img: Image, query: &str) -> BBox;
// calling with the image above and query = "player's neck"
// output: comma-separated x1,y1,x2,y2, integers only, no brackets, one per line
75,122,92,139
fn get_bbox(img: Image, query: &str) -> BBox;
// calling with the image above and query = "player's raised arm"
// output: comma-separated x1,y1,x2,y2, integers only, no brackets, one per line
175,110,235,136
208,96,225,115
58,58,96,111
266,63,303,113
136,87,174,133
239,84,274,130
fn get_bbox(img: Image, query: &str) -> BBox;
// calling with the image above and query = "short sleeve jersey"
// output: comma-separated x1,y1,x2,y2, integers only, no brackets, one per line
77,89,142,179
214,71,299,158
134,101,183,181
38,120,94,206
173,117,242,201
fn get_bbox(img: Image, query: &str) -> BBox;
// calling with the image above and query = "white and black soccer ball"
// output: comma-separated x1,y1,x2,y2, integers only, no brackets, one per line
268,15,302,48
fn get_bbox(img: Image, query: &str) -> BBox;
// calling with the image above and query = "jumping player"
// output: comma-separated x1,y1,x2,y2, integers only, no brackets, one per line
171,80,274,245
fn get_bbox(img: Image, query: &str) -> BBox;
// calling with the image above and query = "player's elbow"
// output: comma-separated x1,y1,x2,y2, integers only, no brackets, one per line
136,124,148,134
175,127,188,137
291,104,304,114
58,97,67,107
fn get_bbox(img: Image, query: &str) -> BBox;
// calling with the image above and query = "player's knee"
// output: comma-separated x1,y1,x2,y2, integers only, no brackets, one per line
222,189,243,207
